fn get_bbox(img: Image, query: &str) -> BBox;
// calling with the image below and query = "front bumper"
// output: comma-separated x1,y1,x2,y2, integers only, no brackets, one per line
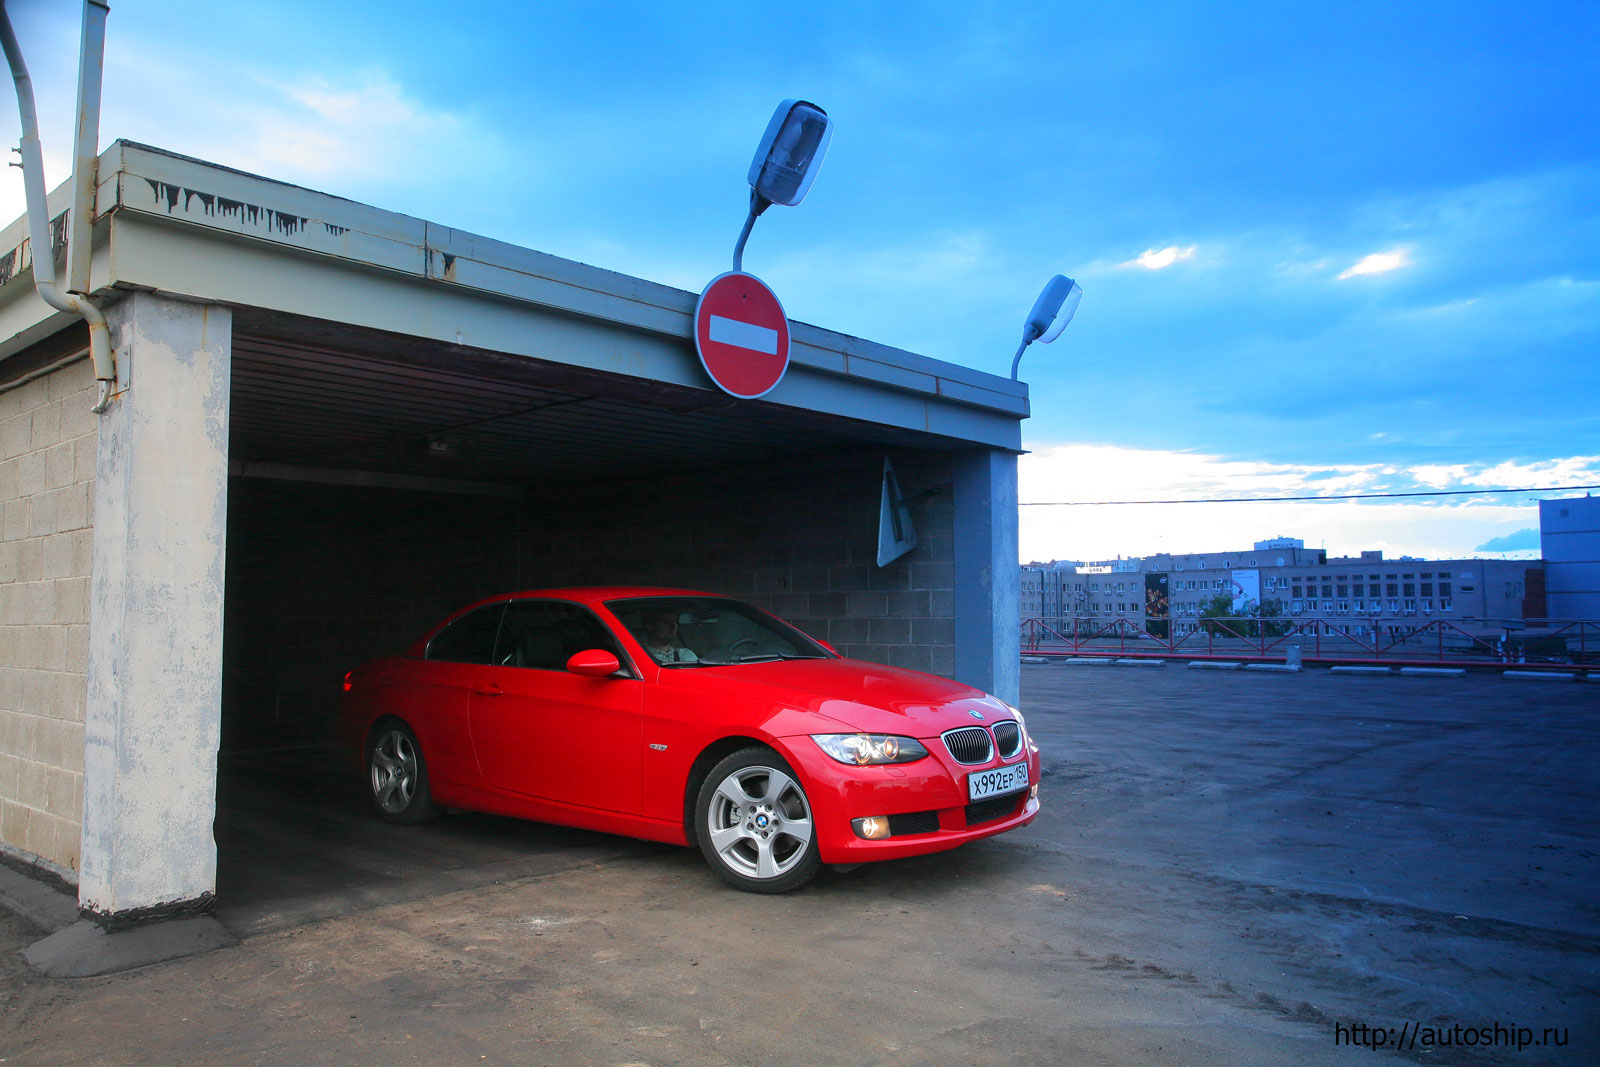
778,735,1042,864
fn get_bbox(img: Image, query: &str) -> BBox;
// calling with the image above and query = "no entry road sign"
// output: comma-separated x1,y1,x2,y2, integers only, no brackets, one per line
694,271,791,399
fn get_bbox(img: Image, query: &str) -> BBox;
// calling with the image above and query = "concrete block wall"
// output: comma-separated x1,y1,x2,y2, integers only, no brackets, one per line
0,357,97,872
222,448,957,750
223,479,521,747
518,449,958,676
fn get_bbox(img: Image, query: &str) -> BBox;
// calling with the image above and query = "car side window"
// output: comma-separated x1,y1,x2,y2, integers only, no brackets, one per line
425,604,505,664
496,601,624,671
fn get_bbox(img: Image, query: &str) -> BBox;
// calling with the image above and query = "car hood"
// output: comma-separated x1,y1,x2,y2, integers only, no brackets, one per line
660,656,1012,736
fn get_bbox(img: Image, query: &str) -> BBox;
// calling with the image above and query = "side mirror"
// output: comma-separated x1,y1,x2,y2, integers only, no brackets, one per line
567,649,622,678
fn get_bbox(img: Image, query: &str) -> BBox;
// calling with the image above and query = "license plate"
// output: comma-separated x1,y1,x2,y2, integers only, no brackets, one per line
968,761,1029,801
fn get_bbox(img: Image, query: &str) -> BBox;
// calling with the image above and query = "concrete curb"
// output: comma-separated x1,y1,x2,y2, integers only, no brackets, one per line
1244,664,1301,673
1502,670,1579,681
1115,659,1166,668
1187,661,1242,670
24,916,238,978
1064,658,1117,666
1331,666,1393,675
1398,667,1466,677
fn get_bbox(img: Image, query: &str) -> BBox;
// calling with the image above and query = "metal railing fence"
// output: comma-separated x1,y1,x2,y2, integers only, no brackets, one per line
1021,615,1599,671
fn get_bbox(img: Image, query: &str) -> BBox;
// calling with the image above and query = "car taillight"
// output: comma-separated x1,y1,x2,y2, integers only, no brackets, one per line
343,671,353,693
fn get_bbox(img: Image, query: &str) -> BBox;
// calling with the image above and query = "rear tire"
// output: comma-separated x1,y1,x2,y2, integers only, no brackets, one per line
366,722,442,824
695,747,820,893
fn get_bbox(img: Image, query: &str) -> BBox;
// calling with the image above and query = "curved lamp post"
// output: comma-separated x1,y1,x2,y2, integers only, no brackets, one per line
732,99,833,272
1010,274,1083,380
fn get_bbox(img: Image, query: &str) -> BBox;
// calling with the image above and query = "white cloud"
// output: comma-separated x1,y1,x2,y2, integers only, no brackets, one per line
82,44,512,218
218,71,490,186
1121,245,1197,270
1409,464,1471,488
1453,456,1600,488
1337,247,1412,279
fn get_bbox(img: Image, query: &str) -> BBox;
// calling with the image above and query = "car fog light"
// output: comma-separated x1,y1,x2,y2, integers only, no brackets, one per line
852,816,891,840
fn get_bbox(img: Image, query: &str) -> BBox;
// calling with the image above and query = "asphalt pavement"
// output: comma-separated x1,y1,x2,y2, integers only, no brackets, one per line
2,664,1596,1066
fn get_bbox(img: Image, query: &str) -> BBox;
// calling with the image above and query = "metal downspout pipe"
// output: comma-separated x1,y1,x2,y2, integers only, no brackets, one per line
0,2,115,413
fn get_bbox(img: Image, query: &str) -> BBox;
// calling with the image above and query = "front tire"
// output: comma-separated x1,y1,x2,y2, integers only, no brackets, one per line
695,747,820,893
366,722,442,824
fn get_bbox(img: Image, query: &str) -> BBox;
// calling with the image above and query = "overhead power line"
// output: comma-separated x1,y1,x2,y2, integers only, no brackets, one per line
1020,483,1600,507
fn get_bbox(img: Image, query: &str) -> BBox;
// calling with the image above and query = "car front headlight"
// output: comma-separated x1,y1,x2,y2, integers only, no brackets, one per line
811,733,929,765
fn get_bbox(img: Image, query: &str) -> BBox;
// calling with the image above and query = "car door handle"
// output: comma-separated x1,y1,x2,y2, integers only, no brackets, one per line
472,683,504,696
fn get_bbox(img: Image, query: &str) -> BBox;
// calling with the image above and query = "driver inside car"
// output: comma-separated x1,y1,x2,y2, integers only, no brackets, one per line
639,611,698,664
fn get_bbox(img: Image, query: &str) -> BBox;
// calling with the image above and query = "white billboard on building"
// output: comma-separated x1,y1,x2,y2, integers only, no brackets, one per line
1231,569,1260,614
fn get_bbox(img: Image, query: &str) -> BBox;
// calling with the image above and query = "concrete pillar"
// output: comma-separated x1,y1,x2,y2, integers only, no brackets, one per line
952,449,1020,705
80,294,230,925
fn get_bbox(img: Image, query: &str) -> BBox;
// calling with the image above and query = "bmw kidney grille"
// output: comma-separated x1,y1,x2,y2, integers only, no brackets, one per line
992,720,1022,758
941,726,994,765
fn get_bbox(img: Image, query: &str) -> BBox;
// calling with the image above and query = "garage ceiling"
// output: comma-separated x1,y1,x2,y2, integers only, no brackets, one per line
229,309,957,493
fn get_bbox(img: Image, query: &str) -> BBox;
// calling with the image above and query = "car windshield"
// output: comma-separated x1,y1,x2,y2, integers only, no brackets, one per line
606,596,830,667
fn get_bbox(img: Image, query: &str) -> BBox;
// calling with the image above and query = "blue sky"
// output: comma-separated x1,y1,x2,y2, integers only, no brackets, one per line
4,0,1597,561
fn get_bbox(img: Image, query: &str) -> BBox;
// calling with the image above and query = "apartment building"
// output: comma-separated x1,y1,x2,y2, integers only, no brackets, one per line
1023,537,1540,636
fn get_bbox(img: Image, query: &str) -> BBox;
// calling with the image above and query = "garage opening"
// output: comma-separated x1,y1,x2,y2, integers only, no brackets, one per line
214,317,962,924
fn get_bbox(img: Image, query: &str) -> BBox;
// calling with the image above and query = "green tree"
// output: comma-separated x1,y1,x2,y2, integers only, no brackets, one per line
1257,597,1291,638
1199,593,1239,636
1200,594,1289,638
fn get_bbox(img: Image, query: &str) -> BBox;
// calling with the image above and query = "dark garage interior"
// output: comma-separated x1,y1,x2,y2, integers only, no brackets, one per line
213,316,969,919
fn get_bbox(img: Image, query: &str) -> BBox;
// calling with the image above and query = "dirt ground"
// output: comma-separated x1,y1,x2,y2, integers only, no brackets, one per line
2,665,1596,1066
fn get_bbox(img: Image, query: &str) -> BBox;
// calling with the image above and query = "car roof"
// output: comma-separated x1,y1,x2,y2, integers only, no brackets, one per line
405,587,735,655
459,586,723,611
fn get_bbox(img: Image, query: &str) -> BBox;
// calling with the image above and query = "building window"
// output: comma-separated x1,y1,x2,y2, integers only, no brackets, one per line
1387,583,1398,597
1336,584,1348,597
1440,581,1451,597
1291,600,1302,613
1403,583,1415,597
1440,598,1452,611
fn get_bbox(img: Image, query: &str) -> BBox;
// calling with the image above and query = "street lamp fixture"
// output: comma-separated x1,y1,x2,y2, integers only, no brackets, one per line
732,99,833,272
1010,274,1083,380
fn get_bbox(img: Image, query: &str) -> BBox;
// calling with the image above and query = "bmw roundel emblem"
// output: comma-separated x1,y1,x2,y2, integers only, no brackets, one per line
969,710,984,720
755,813,769,828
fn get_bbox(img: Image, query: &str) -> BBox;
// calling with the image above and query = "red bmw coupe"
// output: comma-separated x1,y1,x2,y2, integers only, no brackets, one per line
340,587,1040,892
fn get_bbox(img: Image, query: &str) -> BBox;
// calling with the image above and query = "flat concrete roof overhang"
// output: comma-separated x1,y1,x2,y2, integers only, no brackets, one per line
0,141,1027,487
